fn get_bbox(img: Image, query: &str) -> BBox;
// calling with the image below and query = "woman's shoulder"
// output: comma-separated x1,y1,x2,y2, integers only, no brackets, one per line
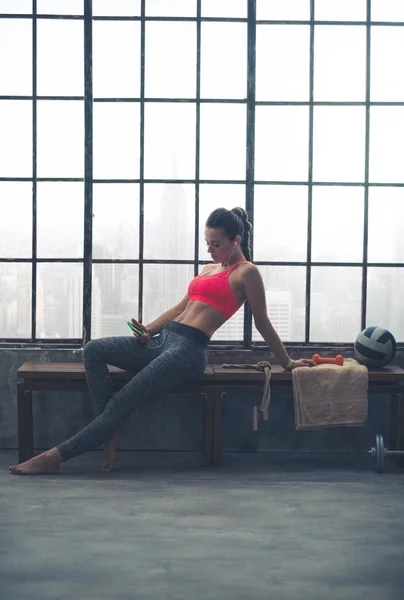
233,261,258,279
240,260,257,272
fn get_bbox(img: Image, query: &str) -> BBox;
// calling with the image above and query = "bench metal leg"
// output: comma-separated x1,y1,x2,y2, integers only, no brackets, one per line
202,392,214,466
389,392,404,468
212,391,224,467
17,383,33,463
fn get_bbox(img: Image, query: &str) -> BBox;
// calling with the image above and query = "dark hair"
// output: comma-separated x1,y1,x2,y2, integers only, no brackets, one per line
205,207,252,261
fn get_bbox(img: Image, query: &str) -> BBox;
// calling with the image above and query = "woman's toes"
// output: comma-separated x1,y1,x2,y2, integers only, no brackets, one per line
102,459,115,472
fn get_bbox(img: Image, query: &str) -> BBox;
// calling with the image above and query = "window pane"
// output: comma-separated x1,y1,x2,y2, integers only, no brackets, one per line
256,25,309,101
93,103,140,179
0,101,32,177
37,20,83,96
310,267,362,342
37,100,84,177
255,107,309,181
314,26,366,101
93,0,140,16
93,22,140,98
256,0,309,20
37,263,83,338
0,20,31,95
0,263,31,338
0,183,32,258
367,268,404,342
93,184,139,260
313,107,365,182
143,264,194,326
371,0,404,21
311,187,364,262
202,0,247,18
145,22,196,98
252,266,306,342
92,264,139,339
144,184,195,260
201,23,246,99
199,184,245,258
212,306,245,341
144,103,195,179
146,0,196,17
369,107,404,184
37,183,84,258
371,27,404,102
368,188,404,263
315,0,366,21
37,1,83,13
254,185,307,261
0,0,31,12
200,104,246,180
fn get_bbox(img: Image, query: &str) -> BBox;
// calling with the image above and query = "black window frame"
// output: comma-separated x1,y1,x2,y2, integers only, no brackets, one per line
1,0,403,350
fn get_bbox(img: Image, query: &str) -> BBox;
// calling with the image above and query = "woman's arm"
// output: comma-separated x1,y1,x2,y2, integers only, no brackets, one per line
145,293,190,337
242,265,299,369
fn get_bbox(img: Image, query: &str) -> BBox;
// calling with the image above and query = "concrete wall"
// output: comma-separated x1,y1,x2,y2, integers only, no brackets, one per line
1,346,403,454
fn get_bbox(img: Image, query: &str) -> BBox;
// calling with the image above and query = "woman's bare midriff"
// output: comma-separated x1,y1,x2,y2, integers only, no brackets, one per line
173,301,229,338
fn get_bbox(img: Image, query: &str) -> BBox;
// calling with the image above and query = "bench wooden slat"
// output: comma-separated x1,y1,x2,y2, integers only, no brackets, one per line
212,363,404,383
17,362,215,381
17,361,404,383
362,365,404,381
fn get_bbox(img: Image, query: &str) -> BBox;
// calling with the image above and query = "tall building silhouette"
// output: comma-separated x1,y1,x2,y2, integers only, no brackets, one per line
91,276,102,339
68,270,83,338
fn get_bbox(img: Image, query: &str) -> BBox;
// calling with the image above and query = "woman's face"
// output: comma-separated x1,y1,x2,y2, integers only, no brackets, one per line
204,227,239,264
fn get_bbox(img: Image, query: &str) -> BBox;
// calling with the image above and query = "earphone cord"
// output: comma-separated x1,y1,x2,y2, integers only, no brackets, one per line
222,243,237,268
149,324,168,349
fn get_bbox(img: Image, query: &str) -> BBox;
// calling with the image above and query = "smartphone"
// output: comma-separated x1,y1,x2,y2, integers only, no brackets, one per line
127,321,145,336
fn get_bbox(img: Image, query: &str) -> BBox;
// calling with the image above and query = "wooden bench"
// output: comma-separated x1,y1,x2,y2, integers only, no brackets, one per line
16,362,404,467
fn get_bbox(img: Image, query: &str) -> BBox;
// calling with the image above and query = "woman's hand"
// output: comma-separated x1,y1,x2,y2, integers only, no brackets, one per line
130,318,150,343
291,358,316,369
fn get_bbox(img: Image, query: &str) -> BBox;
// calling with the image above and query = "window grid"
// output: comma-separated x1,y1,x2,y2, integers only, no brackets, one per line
31,0,37,340
1,0,404,347
305,0,315,345
137,0,145,326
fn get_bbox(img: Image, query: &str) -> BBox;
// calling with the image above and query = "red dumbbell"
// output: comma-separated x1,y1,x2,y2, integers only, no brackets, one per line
312,354,344,366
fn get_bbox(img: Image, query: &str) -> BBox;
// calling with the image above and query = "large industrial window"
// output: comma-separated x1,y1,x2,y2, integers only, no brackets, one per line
1,0,403,348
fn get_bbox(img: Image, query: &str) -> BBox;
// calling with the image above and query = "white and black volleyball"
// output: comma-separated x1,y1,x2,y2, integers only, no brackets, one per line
354,326,397,367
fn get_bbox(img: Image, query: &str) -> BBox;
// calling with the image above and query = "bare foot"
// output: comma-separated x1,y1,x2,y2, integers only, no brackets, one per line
102,430,123,472
102,439,117,472
9,448,61,476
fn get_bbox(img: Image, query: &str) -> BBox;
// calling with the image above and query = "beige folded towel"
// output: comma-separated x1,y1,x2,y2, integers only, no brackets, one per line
293,358,369,430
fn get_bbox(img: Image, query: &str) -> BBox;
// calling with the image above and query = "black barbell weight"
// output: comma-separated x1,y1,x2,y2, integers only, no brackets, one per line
368,434,404,473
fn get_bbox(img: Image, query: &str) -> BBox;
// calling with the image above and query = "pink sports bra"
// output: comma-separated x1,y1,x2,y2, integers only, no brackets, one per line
187,261,247,319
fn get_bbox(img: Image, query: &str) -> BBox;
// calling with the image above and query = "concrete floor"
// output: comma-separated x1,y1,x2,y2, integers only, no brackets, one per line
1,450,404,600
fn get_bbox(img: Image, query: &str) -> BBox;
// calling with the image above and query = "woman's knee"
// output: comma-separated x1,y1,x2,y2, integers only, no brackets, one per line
83,335,147,372
83,338,104,362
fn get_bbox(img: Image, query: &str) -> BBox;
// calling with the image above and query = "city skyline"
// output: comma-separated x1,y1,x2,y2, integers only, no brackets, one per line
1,5,403,343
1,178,403,343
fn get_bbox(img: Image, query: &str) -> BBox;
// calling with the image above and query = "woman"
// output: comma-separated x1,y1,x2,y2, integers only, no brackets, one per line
10,207,315,475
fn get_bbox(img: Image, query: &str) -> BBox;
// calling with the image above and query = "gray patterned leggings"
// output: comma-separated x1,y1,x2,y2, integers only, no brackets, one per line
56,322,209,462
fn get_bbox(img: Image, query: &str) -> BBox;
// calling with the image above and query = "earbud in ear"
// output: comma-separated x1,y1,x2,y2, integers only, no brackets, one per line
234,243,237,249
